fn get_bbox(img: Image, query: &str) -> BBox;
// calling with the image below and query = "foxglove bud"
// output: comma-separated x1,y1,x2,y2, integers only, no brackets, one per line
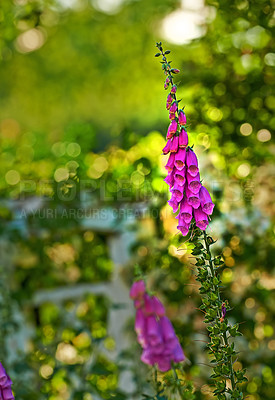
169,102,177,113
170,136,179,153
178,110,187,125
169,111,176,120
179,128,188,147
130,280,146,299
162,138,172,154
167,120,178,139
166,94,173,110
151,296,165,317
171,85,177,94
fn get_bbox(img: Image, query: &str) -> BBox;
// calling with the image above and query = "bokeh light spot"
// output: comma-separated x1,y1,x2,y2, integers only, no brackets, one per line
240,123,252,136
162,9,206,45
257,129,271,142
93,156,109,172
54,168,69,182
131,171,144,186
40,364,54,379
67,142,81,157
5,170,20,185
52,142,66,157
264,52,275,66
245,297,255,308
16,28,45,53
237,163,251,178
207,107,223,121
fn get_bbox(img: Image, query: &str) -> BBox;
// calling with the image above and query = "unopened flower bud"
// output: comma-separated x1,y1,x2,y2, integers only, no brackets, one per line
171,85,177,94
178,110,187,125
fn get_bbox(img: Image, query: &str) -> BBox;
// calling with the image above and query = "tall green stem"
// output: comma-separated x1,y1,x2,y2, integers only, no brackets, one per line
203,231,236,392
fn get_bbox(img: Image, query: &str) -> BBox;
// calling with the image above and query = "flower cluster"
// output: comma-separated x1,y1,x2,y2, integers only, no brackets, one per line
163,94,215,235
130,280,185,372
160,59,214,236
0,363,14,400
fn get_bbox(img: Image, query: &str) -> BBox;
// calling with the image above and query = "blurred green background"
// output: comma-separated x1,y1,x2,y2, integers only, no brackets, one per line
0,0,274,399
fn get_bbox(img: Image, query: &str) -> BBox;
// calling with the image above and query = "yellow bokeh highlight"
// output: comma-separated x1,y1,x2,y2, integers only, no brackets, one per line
257,129,271,142
5,170,20,185
240,123,252,136
237,163,251,178
54,168,69,182
40,364,54,379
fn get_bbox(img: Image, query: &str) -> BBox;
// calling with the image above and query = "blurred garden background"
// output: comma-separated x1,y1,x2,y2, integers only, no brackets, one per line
0,0,274,399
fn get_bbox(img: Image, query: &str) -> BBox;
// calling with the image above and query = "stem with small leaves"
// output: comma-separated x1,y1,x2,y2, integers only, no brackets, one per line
191,227,247,399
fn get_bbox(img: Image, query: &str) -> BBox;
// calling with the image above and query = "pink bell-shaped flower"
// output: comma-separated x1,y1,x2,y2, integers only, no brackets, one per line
173,341,185,363
194,207,209,230
179,197,193,224
199,186,215,215
186,149,199,177
174,148,186,171
130,280,146,300
135,308,146,335
174,168,186,186
167,120,178,139
147,316,163,347
170,136,179,153
159,316,176,343
171,183,184,202
164,171,175,189
144,293,154,315
177,218,190,236
165,153,175,172
162,138,172,155
187,172,201,195
186,187,200,209
152,296,165,317
178,110,187,125
168,194,179,213
179,128,188,147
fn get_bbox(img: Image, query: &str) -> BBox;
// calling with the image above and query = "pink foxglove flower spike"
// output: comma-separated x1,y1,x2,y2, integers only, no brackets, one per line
159,55,215,235
155,41,245,399
130,279,185,372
